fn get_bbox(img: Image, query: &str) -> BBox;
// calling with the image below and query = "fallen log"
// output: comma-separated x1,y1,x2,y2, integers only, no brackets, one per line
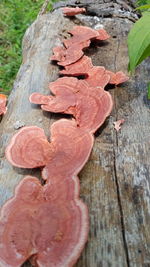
0,1,149,266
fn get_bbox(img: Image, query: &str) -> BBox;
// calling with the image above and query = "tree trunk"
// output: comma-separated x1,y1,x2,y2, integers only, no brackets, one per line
0,2,149,267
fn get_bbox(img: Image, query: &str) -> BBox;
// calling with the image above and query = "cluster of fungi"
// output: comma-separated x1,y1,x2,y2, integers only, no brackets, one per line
0,94,7,116
0,7,128,267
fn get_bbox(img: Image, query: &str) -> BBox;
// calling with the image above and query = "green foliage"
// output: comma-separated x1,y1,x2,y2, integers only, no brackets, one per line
136,0,150,6
128,1,150,99
0,0,57,93
128,12,150,72
136,4,150,11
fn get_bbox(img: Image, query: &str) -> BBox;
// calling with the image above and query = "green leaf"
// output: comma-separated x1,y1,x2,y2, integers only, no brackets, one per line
128,12,150,72
148,82,150,99
136,43,150,65
135,4,150,10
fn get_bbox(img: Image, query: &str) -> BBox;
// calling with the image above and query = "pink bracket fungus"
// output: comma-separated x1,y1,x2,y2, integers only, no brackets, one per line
95,28,110,41
105,71,129,85
62,7,86,16
59,55,93,76
63,26,99,48
0,174,89,267
1,21,130,267
51,26,110,67
3,119,94,266
63,26,110,48
30,77,113,133
59,60,128,88
85,66,111,88
85,68,129,87
0,94,7,116
6,119,94,177
50,44,86,66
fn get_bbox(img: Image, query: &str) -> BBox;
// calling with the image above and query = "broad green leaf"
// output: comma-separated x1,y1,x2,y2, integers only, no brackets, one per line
128,12,150,72
148,82,150,99
135,4,150,10
136,43,150,65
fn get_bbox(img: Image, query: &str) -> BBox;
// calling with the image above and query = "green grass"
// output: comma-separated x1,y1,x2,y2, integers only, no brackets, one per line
0,0,57,93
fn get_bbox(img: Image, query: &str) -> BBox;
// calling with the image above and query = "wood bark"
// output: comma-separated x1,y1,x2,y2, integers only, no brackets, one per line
0,4,150,267
53,0,138,21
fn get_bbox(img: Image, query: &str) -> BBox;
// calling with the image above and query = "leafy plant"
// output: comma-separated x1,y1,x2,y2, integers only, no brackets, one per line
136,0,150,5
136,4,150,10
0,0,58,93
128,12,150,71
128,0,150,99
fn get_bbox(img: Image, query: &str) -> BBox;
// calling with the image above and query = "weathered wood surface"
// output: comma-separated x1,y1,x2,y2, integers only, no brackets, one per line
53,0,138,21
0,4,150,267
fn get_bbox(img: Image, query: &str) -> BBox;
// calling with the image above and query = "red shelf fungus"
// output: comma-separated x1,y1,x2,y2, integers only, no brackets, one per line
51,26,110,66
85,66,111,88
5,126,52,169
6,119,94,177
59,62,128,88
50,45,84,66
63,26,109,48
0,94,7,116
1,21,130,267
95,28,110,41
0,175,89,267
105,71,129,85
3,119,94,266
62,7,86,16
59,55,93,76
30,77,113,133
86,68,129,87
50,46,66,62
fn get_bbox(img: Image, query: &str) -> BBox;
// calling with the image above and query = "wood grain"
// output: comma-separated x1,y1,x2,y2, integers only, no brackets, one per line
53,0,138,22
0,6,149,267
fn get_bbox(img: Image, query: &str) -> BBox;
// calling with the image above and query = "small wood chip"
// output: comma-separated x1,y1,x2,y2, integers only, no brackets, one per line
113,119,125,131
